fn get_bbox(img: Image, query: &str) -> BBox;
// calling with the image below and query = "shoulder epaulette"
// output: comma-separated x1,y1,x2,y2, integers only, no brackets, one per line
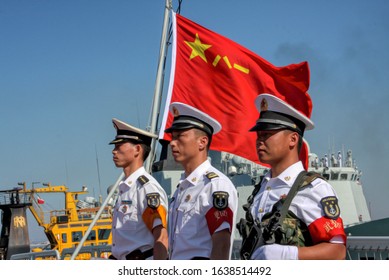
137,175,149,186
205,172,219,180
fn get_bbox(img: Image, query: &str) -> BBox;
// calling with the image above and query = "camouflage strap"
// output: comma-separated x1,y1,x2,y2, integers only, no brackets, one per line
239,170,323,258
274,171,323,236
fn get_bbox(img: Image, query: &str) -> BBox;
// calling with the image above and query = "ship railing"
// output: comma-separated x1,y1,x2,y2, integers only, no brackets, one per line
0,191,30,206
44,207,112,222
76,206,112,221
61,245,112,260
10,249,61,260
346,236,389,260
10,245,112,260
231,237,389,260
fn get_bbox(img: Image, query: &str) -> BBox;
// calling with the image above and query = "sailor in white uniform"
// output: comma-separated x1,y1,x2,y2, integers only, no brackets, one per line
165,102,238,260
337,151,342,167
246,94,346,260
110,118,168,260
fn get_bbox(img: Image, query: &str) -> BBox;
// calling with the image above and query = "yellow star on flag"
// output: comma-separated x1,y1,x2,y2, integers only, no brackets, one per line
185,33,212,63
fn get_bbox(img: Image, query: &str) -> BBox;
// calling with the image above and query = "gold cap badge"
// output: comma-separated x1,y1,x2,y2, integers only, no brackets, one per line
172,106,179,117
260,98,268,111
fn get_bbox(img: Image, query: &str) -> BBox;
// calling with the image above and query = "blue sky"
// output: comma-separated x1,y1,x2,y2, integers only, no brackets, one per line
1,0,388,242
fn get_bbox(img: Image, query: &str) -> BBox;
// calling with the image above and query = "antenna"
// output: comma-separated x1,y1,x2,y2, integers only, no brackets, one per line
65,159,69,186
136,99,141,128
95,144,102,198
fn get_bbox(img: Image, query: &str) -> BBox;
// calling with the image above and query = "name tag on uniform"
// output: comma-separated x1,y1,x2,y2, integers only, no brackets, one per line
121,200,132,212
121,200,132,205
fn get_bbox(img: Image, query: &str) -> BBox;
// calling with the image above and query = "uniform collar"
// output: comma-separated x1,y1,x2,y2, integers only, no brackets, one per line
181,160,211,186
264,161,304,187
277,161,304,186
123,166,146,187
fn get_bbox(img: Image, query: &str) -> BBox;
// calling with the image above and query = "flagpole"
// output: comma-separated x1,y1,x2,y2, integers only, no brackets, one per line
145,0,172,173
70,0,172,260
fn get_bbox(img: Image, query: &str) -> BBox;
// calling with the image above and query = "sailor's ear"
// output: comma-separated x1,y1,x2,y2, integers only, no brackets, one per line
198,135,208,150
133,143,142,155
289,131,299,147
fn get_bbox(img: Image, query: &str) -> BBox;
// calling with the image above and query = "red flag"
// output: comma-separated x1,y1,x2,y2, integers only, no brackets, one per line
159,12,313,168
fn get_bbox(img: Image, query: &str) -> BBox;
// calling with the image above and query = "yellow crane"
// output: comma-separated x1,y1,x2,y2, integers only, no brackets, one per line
19,182,112,259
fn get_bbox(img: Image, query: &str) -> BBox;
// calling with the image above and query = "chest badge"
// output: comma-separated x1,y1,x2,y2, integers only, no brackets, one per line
212,191,229,210
184,194,191,202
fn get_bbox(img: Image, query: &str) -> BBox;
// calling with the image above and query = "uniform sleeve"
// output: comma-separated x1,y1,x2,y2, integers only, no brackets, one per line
141,183,168,232
205,178,237,235
298,180,346,244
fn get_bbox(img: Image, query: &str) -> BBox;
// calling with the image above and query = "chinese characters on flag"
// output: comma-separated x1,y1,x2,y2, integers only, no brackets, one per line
159,12,313,168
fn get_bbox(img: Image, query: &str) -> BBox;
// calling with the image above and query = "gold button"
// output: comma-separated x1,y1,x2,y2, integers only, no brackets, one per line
259,208,264,213
266,186,271,191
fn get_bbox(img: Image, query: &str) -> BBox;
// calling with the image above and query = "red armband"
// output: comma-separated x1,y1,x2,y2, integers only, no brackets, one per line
308,216,347,244
205,207,233,235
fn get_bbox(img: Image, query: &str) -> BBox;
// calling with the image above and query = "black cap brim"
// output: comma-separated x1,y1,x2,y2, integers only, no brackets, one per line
164,116,213,136
249,111,304,135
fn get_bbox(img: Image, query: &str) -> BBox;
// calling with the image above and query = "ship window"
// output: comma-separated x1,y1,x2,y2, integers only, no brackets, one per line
340,173,348,180
72,231,83,242
87,230,96,241
98,229,111,240
331,173,339,180
62,233,67,243
322,174,330,180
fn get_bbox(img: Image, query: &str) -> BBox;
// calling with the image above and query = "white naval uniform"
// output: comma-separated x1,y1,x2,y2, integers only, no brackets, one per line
112,166,168,260
168,160,238,260
250,161,346,259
